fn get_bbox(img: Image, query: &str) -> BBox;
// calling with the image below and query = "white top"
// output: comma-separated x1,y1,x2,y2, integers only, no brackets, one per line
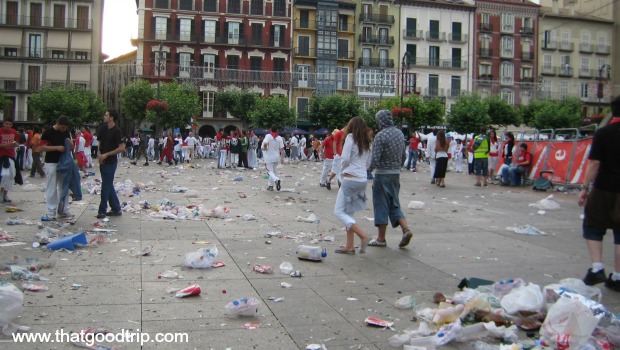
148,138,154,148
262,133,284,163
185,136,197,147
76,136,85,152
426,134,437,158
91,136,99,147
289,136,299,147
174,137,182,151
299,137,306,148
340,134,370,182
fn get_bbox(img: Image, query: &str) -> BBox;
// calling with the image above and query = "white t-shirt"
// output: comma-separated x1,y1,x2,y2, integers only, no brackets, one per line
76,136,85,152
186,136,197,147
290,136,299,147
148,138,154,148
91,136,99,147
299,137,306,148
426,134,437,158
262,134,284,163
174,137,182,151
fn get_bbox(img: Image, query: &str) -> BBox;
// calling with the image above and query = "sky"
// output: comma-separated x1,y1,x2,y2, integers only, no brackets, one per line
102,0,138,60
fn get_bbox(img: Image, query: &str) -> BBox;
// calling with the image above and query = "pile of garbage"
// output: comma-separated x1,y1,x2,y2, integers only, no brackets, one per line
116,197,231,221
387,277,620,350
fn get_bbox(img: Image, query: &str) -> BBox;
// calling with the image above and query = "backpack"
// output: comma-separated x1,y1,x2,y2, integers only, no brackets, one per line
532,170,554,191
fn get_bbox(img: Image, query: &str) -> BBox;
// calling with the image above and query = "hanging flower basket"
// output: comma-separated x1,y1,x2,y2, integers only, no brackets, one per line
391,107,413,119
146,100,169,113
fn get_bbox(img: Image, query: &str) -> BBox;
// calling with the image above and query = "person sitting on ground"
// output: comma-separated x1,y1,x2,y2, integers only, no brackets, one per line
500,143,531,186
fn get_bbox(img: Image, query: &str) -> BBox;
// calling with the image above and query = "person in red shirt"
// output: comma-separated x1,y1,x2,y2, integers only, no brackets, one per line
328,128,344,187
157,131,174,166
81,126,93,168
0,118,20,202
320,134,335,189
407,131,421,172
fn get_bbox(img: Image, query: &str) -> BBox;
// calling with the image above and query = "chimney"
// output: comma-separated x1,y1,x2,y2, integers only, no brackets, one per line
552,0,559,14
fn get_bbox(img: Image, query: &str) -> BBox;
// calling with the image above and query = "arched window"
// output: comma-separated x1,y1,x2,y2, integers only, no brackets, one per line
500,62,513,85
500,36,514,58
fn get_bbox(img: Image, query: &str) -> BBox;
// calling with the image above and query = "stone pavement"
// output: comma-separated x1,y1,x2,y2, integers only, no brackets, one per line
1,157,618,350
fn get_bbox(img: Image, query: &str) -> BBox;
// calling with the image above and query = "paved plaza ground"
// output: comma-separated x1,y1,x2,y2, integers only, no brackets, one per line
1,157,618,350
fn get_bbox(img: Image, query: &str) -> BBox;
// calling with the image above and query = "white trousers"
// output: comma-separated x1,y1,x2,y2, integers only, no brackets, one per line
264,161,280,186
320,158,333,184
85,146,93,167
44,163,70,217
429,158,436,180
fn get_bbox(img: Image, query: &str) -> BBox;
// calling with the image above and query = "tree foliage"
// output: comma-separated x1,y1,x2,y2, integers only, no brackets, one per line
377,95,444,129
120,79,154,124
29,84,105,126
307,94,362,130
446,93,490,133
249,96,294,128
214,90,258,122
147,81,201,130
486,95,521,128
0,90,9,110
527,97,583,130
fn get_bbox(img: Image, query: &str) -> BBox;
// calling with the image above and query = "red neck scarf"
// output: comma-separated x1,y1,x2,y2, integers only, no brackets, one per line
270,131,278,139
610,117,620,125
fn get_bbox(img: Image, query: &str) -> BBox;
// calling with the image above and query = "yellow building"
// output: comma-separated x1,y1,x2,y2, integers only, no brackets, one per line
291,0,356,126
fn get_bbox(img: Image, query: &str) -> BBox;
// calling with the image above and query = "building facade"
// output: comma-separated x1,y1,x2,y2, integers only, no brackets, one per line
0,0,103,124
538,1,614,116
135,0,292,136
291,0,356,124
473,0,540,106
398,0,475,110
102,50,138,134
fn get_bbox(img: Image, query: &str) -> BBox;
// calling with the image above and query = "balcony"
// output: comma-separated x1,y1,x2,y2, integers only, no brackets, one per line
500,77,514,86
519,80,535,90
337,51,355,60
579,42,593,53
294,47,315,57
424,88,445,97
358,34,394,45
595,45,610,55
293,75,316,89
425,31,446,41
500,49,514,59
557,66,573,77
173,33,198,42
479,48,492,57
0,79,27,91
448,33,468,43
447,89,461,98
477,74,493,85
541,40,557,50
479,22,493,32
521,51,533,61
558,42,574,51
520,26,534,36
215,35,248,46
501,25,514,34
0,15,92,30
358,13,395,25
293,20,316,30
402,29,423,40
145,31,174,41
540,66,556,75
412,58,467,69
358,57,394,68
578,68,594,78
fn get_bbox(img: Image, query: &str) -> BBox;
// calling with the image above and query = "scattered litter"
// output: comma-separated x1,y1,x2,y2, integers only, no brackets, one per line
192,241,211,245
394,295,416,309
242,322,261,329
305,344,326,350
5,206,23,213
158,271,180,279
290,271,303,278
0,232,15,241
264,232,282,238
268,297,284,302
184,245,218,268
296,245,326,261
130,245,153,257
408,201,426,209
280,282,292,288
225,297,260,316
253,264,273,274
170,186,189,193
242,214,257,221
279,262,293,274
529,195,561,210
5,218,33,225
0,282,30,334
71,284,82,290
365,317,394,328
175,284,201,298
295,213,320,223
46,232,88,251
505,225,547,236
21,283,48,292
232,176,243,181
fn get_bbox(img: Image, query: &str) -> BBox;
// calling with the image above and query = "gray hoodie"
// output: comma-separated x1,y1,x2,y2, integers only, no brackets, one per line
369,110,406,174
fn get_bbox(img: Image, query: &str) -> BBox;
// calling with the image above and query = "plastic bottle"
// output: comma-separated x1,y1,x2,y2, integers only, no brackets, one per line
296,245,326,261
157,271,179,279
279,262,293,274
432,304,464,324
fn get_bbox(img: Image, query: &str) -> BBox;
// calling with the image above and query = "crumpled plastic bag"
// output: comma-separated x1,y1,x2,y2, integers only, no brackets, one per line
389,322,433,347
394,295,416,309
0,282,29,335
540,297,600,349
543,278,602,303
408,201,426,209
202,206,230,219
529,195,561,210
184,245,218,268
505,225,547,236
500,283,543,315
296,213,320,223
225,297,260,316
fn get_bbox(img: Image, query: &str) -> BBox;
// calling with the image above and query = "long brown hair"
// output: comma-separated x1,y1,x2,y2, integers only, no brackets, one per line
342,117,371,154
436,130,449,151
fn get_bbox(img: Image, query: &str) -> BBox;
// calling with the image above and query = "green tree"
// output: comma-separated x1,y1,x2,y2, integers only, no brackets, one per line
120,79,154,124
446,93,490,133
376,95,445,129
529,97,583,130
249,96,294,128
148,81,201,130
307,94,362,130
486,95,521,128
0,90,9,110
418,97,445,127
29,84,105,126
213,90,257,123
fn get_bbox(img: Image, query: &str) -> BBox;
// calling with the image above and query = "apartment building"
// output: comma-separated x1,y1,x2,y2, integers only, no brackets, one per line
473,0,540,106
291,0,355,124
538,1,614,116
398,0,475,108
135,0,292,136
354,0,399,108
0,0,103,124
101,50,137,134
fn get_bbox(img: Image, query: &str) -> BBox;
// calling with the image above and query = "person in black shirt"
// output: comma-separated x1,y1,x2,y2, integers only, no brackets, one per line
40,116,72,220
96,110,125,219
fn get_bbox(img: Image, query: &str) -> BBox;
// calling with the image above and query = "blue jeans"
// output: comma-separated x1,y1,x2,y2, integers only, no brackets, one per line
406,150,418,170
372,174,404,228
509,166,527,186
99,162,121,214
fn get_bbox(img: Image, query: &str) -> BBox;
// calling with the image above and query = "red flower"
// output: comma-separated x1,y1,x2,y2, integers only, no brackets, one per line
146,100,169,112
391,107,413,118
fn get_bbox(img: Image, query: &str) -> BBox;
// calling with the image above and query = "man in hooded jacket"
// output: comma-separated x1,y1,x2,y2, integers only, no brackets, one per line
368,110,414,248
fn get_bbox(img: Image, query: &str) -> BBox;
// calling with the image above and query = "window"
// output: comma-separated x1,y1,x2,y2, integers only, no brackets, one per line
53,4,65,28
297,98,309,118
204,20,216,43
228,0,240,14
561,55,571,75
251,0,263,15
52,50,64,59
179,53,191,77
317,9,337,28
598,34,607,46
6,1,18,25
296,65,310,87
75,51,88,60
479,63,491,76
501,13,514,32
274,0,286,17
179,19,191,41
451,48,461,68
337,67,349,89
317,30,337,55
406,44,416,65
580,57,590,75
598,58,606,70
228,22,240,44
251,23,263,45
337,39,348,59
203,91,214,114
272,25,283,47
501,36,514,57
77,6,89,29
581,33,591,50
500,62,513,85
580,82,589,98
452,22,462,41
543,30,557,47
560,80,568,98
339,15,348,31
273,58,285,81
481,13,490,27
362,48,371,65
155,51,167,75
4,48,17,57
429,46,439,67
406,18,417,37
450,76,460,97
379,49,388,67
428,74,439,96
203,0,217,12
543,54,552,68
155,17,167,40
429,20,439,39
250,57,262,80
179,0,192,10
523,17,532,30
378,28,388,44
29,34,41,58
155,0,168,9
560,31,570,44
521,67,532,79
227,55,239,79
30,3,42,26
299,10,309,28
203,54,215,78
500,90,514,105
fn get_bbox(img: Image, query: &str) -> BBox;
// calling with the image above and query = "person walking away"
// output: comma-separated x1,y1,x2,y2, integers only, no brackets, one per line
74,130,87,173
299,134,308,161
329,129,344,187
426,129,437,184
579,95,620,291
312,136,321,162
320,134,335,189
0,118,20,203
407,131,421,172
248,130,258,169
289,134,299,162
217,132,229,168
173,134,183,165
454,139,464,173
488,130,500,184
473,128,490,186
40,116,72,219
185,132,197,161
131,129,149,166
30,126,45,178
262,125,284,191
96,110,125,219
158,131,174,165
368,110,413,248
333,117,371,254
24,127,33,170
147,136,155,161
82,127,93,168
91,133,99,158
434,130,450,187
239,130,249,168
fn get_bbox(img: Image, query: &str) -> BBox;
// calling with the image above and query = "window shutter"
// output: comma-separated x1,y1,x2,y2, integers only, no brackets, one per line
224,22,229,38
215,54,219,68
166,18,171,38
151,19,156,38
176,18,180,38
279,26,285,44
176,52,180,65
269,25,274,43
201,20,206,40
239,22,245,37
190,19,195,40
215,20,220,38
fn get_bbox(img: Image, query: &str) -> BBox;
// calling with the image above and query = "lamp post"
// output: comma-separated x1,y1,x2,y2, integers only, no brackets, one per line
156,41,164,101
400,52,411,111
597,64,611,113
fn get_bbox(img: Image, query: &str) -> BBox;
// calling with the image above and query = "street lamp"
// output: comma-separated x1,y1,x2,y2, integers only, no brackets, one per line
597,64,611,113
156,41,164,101
400,52,411,112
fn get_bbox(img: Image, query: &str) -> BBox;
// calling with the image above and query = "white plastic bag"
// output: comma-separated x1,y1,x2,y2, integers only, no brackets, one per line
394,295,416,309
540,297,600,349
0,282,25,335
500,283,543,315
407,201,426,209
225,297,260,316
543,278,602,303
183,245,218,268
529,195,561,210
